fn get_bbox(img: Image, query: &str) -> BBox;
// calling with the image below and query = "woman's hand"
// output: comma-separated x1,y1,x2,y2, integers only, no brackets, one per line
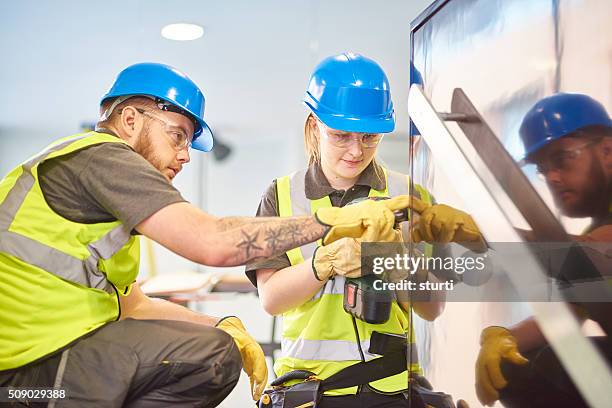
312,237,363,281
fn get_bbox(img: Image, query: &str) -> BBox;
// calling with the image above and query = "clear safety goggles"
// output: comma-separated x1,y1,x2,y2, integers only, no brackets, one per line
136,108,193,151
317,120,383,148
524,140,600,179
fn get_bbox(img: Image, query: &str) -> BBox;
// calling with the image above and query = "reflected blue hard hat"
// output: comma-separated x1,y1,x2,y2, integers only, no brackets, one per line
409,62,424,137
519,93,611,158
101,62,214,152
303,52,395,133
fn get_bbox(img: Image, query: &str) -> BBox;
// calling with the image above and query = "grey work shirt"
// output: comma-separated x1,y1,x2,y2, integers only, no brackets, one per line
38,131,186,233
244,160,390,287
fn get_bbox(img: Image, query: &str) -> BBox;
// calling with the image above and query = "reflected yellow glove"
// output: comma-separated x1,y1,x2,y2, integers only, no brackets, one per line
316,195,412,245
312,237,363,281
216,316,268,401
407,197,486,252
475,326,529,406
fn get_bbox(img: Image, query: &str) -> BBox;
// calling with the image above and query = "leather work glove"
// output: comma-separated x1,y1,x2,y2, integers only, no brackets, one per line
216,316,268,401
312,237,363,281
315,195,413,245
406,197,487,252
475,326,529,406
312,229,407,281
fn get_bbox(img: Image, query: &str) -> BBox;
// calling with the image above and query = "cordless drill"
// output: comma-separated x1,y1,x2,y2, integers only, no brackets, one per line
342,197,409,324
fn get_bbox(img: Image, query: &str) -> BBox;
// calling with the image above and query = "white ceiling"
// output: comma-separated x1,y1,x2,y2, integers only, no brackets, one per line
0,0,432,143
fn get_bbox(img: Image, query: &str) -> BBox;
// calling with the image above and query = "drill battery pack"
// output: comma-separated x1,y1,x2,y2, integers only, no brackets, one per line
343,275,393,324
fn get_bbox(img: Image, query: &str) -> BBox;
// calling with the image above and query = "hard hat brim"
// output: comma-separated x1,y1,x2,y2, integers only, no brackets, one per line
305,102,395,134
191,121,214,152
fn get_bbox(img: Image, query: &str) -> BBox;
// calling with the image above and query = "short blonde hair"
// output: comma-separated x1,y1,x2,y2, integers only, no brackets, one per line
304,113,321,165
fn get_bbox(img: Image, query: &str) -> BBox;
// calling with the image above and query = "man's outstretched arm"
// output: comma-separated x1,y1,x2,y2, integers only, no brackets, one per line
136,196,411,267
136,202,327,266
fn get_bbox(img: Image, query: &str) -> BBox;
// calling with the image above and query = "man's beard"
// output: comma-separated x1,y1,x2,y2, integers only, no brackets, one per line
133,127,164,175
560,159,610,218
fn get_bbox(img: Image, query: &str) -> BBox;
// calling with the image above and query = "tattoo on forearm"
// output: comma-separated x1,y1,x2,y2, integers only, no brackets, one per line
217,216,327,264
284,223,302,243
263,227,283,254
236,230,263,258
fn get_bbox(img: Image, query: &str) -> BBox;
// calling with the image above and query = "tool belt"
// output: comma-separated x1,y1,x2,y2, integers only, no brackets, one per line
258,332,456,408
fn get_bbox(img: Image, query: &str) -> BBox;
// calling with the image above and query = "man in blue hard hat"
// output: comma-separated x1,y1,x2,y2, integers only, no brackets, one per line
475,93,612,408
521,93,611,226
0,62,414,407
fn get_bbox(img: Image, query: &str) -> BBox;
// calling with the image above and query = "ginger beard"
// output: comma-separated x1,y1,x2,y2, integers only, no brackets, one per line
133,121,177,183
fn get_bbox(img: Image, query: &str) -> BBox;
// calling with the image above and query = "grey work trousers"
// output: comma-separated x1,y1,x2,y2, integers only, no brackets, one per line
0,319,242,408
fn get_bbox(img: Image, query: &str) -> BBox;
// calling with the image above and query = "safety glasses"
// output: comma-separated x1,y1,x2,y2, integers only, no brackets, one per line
532,140,599,178
317,121,383,148
134,108,193,151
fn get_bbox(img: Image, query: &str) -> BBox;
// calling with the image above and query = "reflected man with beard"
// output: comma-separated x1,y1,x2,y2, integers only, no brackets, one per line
475,93,612,408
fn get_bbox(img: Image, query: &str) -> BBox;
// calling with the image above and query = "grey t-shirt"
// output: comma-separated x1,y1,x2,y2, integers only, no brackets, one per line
38,140,186,232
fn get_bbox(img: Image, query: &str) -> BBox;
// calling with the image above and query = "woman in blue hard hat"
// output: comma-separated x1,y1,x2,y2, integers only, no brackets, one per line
246,53,483,407
475,93,612,408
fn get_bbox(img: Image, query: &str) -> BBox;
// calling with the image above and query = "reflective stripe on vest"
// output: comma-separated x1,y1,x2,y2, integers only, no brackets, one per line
281,336,420,363
274,166,432,395
0,133,131,294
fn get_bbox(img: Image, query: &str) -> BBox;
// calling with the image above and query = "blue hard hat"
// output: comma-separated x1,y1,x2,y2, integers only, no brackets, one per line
101,62,214,152
303,53,395,133
409,62,424,137
519,93,611,159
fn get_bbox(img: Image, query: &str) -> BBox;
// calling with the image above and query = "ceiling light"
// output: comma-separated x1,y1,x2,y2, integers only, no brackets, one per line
161,23,204,41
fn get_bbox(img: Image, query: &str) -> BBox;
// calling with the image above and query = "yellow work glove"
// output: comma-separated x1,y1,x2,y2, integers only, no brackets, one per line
312,237,363,281
216,316,268,401
407,197,486,252
475,326,529,406
315,195,412,245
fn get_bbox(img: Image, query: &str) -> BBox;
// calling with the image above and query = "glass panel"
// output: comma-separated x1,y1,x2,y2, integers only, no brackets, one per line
409,1,612,406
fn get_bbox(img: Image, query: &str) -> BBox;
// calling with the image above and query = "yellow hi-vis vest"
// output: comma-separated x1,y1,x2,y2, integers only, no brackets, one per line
274,167,433,396
0,132,140,371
